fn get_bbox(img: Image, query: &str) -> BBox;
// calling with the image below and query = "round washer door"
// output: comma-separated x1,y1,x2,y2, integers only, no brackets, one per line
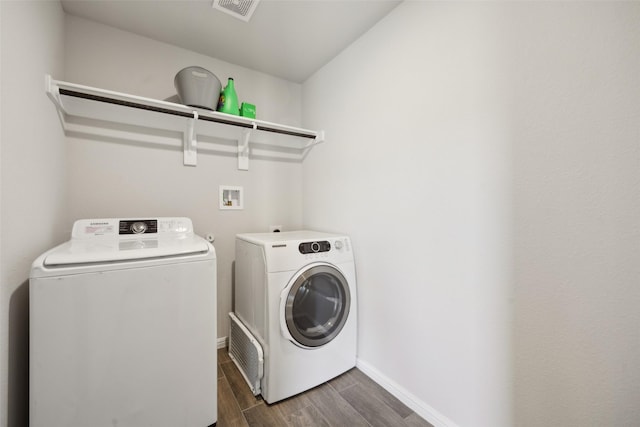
284,263,351,348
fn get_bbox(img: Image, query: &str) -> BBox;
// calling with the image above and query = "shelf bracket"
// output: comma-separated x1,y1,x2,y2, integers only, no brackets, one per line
184,112,198,166
45,75,67,129
238,124,255,171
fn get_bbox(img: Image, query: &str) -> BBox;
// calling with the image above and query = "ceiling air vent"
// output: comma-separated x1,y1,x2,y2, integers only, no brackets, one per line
212,0,260,22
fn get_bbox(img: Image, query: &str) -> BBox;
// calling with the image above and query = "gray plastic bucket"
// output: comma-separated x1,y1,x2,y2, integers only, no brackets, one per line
174,66,222,110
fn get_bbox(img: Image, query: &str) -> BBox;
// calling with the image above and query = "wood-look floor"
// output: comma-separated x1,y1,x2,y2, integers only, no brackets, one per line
217,348,435,427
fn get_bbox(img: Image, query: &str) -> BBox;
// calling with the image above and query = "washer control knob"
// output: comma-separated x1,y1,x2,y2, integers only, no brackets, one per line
334,240,344,250
131,221,148,234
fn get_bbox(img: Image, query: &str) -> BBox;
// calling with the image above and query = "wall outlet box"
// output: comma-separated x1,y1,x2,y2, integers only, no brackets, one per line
219,185,243,210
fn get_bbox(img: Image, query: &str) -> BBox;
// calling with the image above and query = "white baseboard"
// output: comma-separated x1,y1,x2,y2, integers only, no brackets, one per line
217,336,227,349
356,358,459,427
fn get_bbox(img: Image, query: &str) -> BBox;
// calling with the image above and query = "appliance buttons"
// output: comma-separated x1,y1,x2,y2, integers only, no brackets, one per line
298,240,331,254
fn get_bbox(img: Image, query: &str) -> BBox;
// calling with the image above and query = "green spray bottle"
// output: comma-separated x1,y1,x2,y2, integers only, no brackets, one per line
217,78,240,115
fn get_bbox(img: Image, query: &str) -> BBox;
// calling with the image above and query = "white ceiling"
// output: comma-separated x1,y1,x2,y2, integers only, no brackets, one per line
61,0,402,83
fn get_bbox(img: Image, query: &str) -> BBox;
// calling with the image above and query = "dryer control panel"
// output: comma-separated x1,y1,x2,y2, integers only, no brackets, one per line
299,241,331,254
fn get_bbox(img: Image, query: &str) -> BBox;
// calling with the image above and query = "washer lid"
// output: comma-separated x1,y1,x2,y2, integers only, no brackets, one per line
43,235,210,267
42,217,210,267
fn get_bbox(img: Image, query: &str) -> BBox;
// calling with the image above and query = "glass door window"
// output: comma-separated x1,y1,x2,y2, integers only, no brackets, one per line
284,264,350,348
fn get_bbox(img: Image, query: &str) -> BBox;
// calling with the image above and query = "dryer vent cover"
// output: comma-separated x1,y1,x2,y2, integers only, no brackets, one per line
212,0,260,22
228,312,264,395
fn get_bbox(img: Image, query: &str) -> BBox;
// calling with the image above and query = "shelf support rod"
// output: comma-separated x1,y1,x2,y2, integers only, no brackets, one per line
184,111,198,166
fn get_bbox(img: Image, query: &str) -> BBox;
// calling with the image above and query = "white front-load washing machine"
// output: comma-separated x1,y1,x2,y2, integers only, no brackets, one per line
230,231,357,404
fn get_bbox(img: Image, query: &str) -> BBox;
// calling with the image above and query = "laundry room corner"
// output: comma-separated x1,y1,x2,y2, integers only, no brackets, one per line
2,1,639,426
62,14,306,342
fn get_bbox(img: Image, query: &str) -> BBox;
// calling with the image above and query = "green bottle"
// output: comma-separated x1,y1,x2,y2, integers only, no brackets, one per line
217,78,240,115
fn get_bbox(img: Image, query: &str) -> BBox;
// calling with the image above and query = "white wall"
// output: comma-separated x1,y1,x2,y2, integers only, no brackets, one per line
303,2,640,427
0,2,66,426
303,3,512,426
510,3,640,426
63,15,305,340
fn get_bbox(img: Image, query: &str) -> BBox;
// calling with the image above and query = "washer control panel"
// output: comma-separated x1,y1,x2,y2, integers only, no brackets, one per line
299,240,331,254
72,217,194,239
119,219,158,235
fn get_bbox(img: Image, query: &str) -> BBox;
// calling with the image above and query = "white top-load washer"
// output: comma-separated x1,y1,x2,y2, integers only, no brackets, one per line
30,217,217,427
230,230,357,404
